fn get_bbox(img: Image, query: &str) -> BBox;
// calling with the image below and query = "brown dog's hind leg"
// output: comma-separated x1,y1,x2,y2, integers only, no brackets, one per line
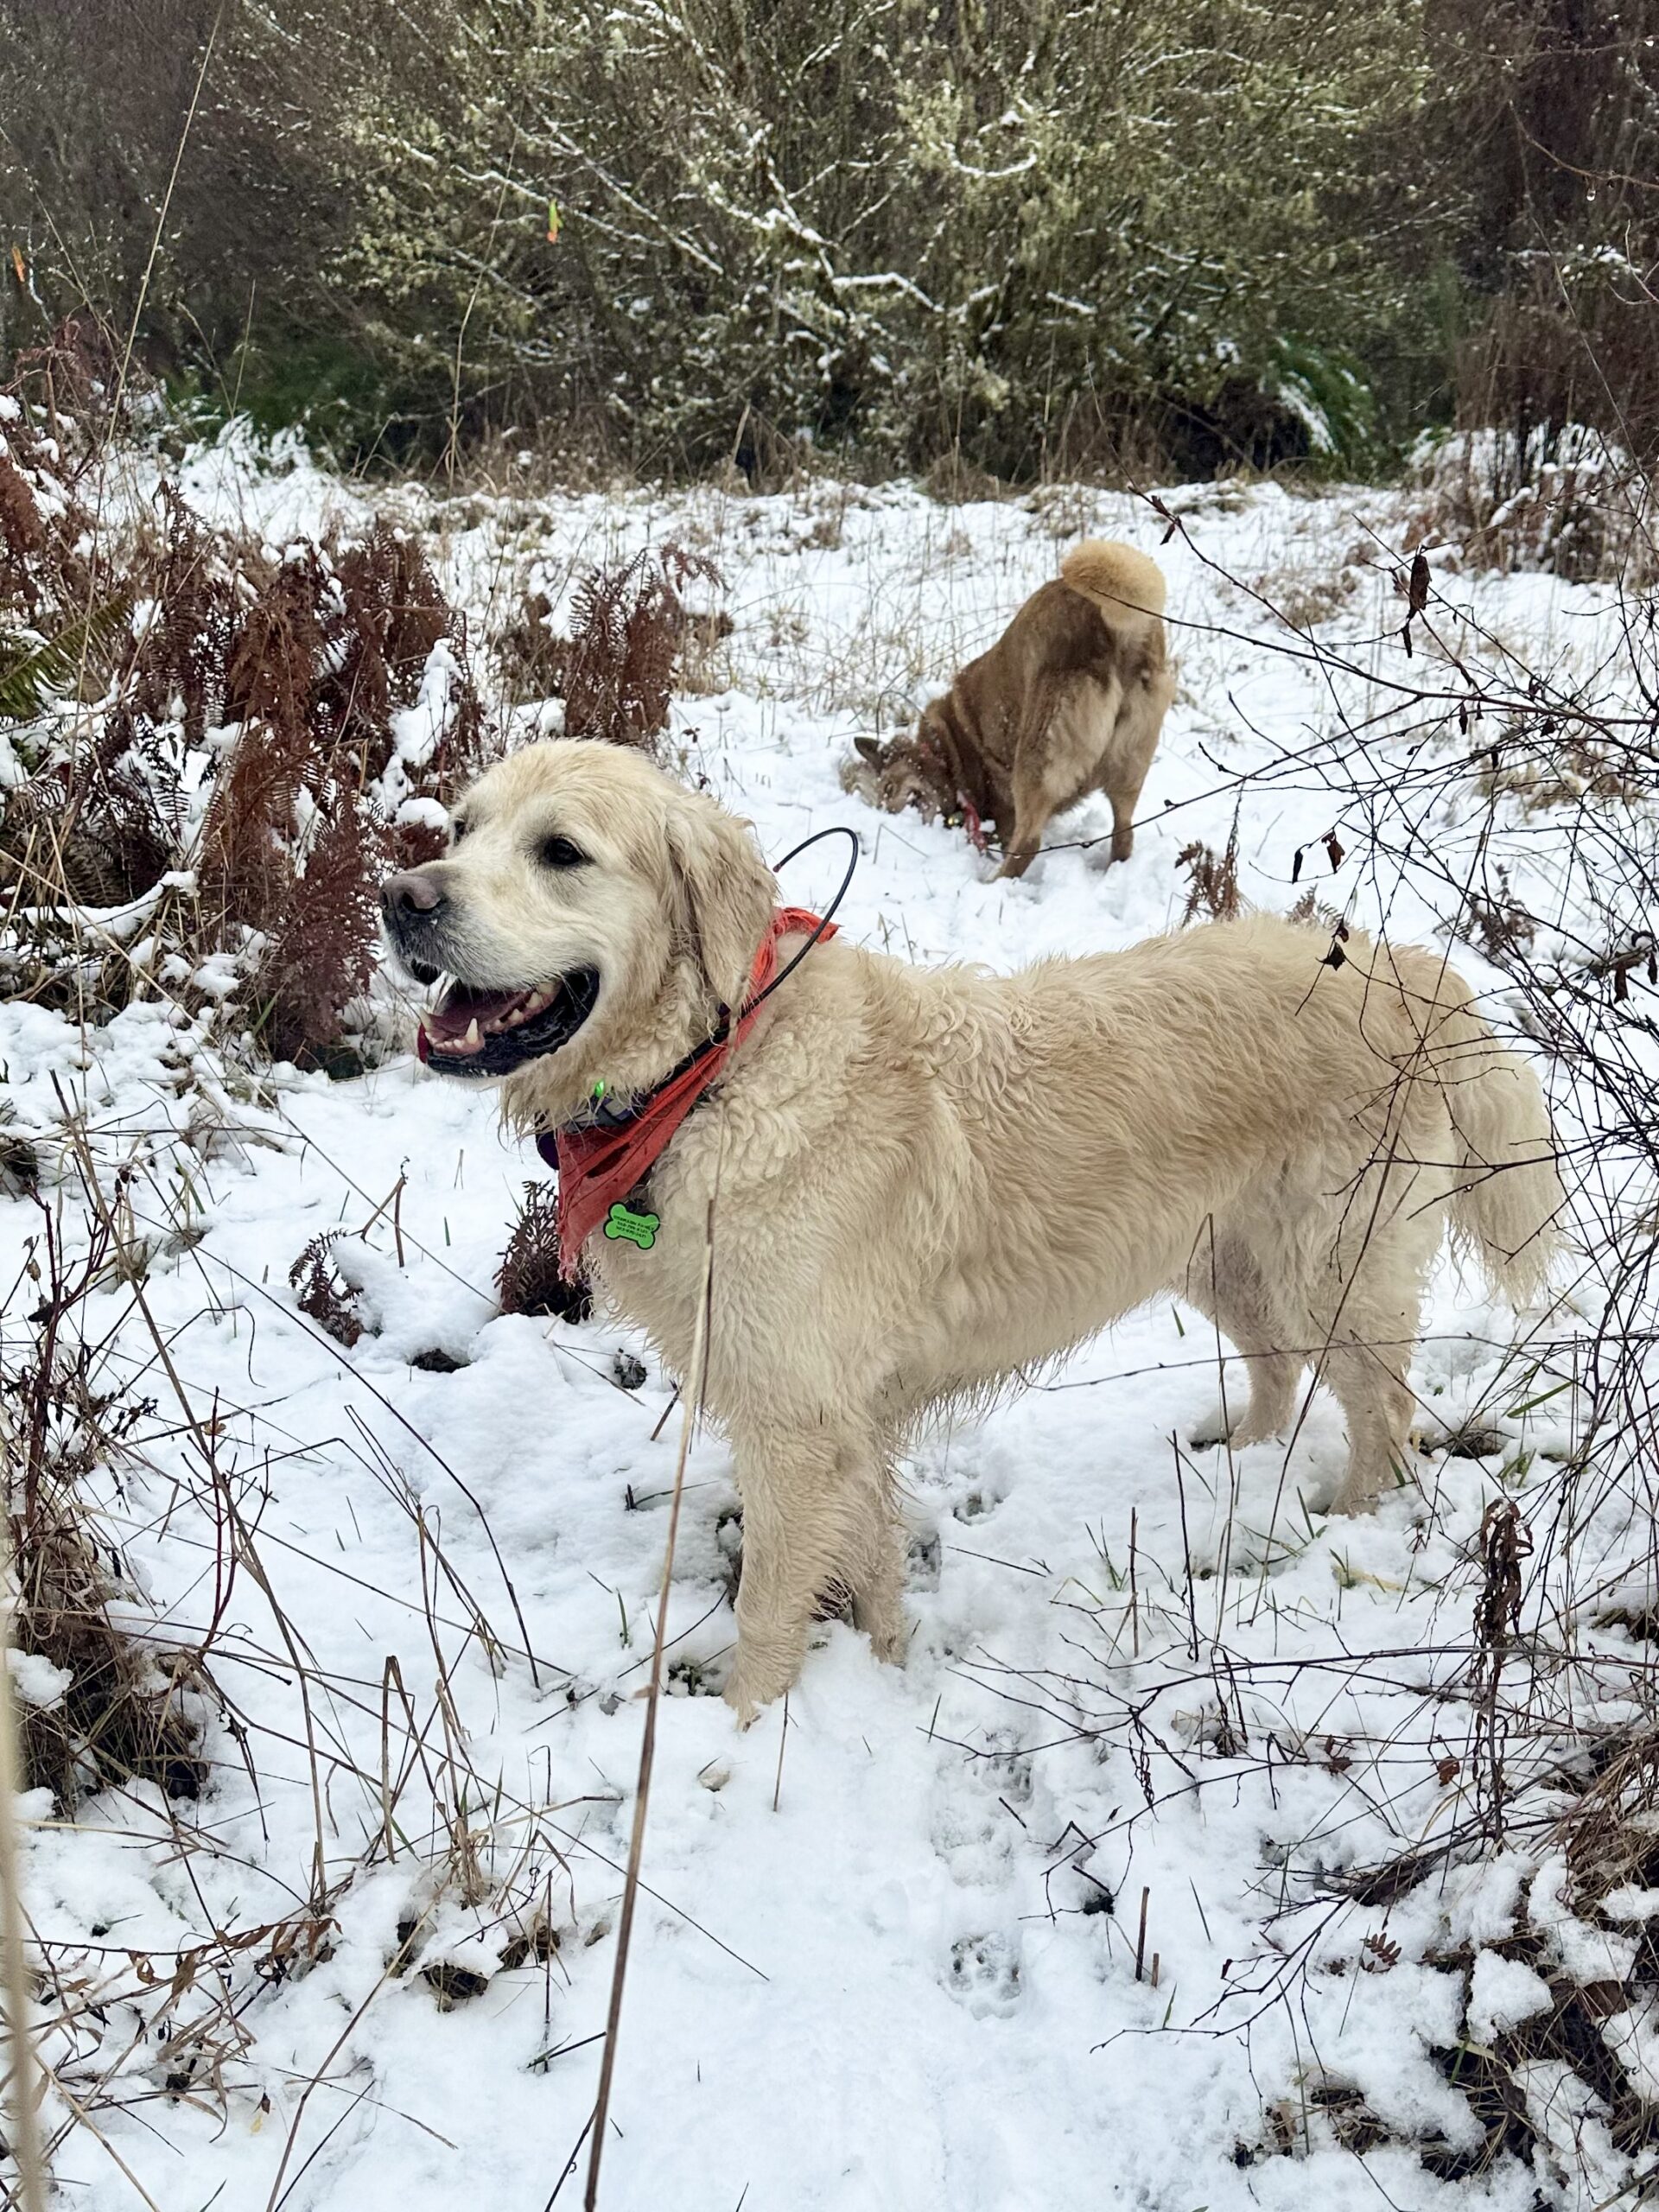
1102,721,1156,862
993,763,1055,880
1097,670,1170,864
1105,784,1138,865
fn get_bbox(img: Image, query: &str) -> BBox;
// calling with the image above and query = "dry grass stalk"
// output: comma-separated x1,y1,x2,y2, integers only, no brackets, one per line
0,1512,50,2212
3,1176,208,1813
584,1191,717,2210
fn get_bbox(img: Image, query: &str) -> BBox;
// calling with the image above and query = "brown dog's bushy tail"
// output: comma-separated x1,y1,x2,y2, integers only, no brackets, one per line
1394,947,1564,1307
1059,540,1166,644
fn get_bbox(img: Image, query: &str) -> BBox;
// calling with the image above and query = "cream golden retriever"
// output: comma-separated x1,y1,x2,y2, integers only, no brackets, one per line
382,741,1561,1722
842,539,1177,878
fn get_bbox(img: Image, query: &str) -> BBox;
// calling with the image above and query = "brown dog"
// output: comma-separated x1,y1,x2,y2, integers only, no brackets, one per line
842,540,1176,878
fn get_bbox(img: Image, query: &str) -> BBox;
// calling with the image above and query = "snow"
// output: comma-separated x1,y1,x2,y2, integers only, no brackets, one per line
377,639,466,816
1529,1856,1642,1990
8,1652,72,1711
1468,1951,1554,2043
1,442,1649,2212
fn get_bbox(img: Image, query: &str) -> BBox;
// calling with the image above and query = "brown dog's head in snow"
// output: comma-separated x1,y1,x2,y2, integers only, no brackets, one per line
838,703,957,823
380,741,775,1128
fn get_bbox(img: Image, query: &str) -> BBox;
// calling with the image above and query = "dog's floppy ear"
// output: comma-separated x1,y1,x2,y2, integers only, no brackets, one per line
853,734,884,765
664,791,777,1011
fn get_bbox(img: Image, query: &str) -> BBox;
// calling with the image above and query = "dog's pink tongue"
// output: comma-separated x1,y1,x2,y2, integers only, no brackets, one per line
422,986,518,1046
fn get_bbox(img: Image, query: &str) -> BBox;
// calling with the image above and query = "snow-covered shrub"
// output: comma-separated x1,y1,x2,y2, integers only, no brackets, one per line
1406,427,1656,585
0,380,487,1066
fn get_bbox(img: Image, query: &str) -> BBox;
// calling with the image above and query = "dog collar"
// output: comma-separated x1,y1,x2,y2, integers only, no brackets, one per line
535,906,835,1277
917,724,990,855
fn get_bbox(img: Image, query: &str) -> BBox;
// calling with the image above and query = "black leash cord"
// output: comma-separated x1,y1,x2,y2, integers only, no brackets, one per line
575,823,860,1134
743,822,861,1018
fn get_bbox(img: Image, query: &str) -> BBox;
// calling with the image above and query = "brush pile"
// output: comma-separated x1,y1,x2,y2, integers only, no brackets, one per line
1406,427,1657,585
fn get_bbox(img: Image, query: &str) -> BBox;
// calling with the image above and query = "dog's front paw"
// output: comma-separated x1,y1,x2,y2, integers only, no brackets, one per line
722,1678,763,1731
722,1640,800,1728
852,1592,908,1666
1188,1402,1235,1450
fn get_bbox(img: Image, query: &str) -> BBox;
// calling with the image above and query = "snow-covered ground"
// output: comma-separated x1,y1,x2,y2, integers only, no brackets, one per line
4,438,1652,2212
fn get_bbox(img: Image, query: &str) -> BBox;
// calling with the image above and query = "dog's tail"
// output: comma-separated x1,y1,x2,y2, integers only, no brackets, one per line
1060,540,1166,645
1392,947,1564,1307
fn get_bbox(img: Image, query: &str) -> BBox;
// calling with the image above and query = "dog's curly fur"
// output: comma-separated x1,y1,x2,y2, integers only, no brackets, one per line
843,540,1178,877
390,741,1562,1723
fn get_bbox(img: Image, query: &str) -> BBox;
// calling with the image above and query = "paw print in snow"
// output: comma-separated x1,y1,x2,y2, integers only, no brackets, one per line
946,1930,1022,2017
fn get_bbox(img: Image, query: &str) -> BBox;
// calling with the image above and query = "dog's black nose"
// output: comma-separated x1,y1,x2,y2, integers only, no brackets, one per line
382,870,445,922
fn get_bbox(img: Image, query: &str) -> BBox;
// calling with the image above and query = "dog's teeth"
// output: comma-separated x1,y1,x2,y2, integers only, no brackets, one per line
524,988,550,1016
463,1017,481,1050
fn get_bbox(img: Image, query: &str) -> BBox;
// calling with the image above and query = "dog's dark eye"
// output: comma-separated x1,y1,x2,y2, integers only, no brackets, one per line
539,834,588,871
450,819,468,846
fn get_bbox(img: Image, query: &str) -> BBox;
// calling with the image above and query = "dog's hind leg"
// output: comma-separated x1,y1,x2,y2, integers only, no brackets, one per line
1097,661,1174,864
994,673,1112,880
995,762,1057,881
1185,1228,1304,1450
1318,1309,1419,1515
1104,785,1138,868
1304,1179,1440,1515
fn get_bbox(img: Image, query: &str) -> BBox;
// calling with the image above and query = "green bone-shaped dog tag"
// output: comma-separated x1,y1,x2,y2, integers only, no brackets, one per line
603,1201,659,1251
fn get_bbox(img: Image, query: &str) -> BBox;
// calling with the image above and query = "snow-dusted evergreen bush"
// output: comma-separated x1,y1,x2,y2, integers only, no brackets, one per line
322,0,1439,469
8,2,1659,474
0,0,1454,471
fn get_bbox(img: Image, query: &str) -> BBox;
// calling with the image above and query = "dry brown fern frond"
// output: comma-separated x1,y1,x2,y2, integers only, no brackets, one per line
257,799,387,1069
1177,817,1242,924
496,1183,591,1324
494,589,570,705
332,523,486,798
0,400,97,625
563,543,723,753
124,485,244,748
288,1231,365,1347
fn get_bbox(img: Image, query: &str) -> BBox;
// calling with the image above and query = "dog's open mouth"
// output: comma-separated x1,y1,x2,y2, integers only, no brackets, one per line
416,969,600,1078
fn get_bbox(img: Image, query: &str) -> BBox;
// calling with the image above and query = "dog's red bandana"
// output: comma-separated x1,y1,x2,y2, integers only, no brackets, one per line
535,907,835,1277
